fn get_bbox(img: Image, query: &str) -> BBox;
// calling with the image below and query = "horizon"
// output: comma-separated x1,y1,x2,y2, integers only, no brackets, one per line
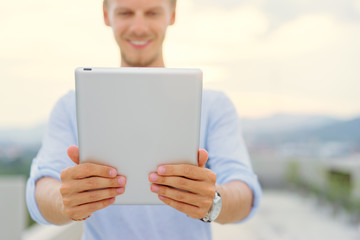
0,111,358,130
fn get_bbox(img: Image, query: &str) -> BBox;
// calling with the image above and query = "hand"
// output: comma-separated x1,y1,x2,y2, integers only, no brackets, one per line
59,145,127,220
148,149,216,219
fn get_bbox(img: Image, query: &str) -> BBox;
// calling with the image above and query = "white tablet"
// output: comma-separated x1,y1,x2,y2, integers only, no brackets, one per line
75,67,202,205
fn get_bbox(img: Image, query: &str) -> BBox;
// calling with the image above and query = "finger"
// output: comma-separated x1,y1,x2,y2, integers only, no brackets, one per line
67,145,80,165
158,195,207,219
67,187,125,207
157,164,216,182
149,173,215,197
67,197,116,219
72,163,118,180
72,176,126,193
198,149,208,168
150,184,211,208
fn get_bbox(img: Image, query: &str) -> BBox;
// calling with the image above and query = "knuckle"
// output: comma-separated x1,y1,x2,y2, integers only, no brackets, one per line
61,167,74,180
175,191,185,201
112,188,119,196
113,178,119,186
104,167,111,176
207,186,216,198
59,185,66,195
206,170,216,183
88,192,98,202
157,176,164,184
204,199,213,208
60,169,67,181
60,184,70,196
176,177,187,187
62,197,71,207
82,164,92,176
65,208,74,217
159,186,167,196
183,166,192,175
86,178,97,189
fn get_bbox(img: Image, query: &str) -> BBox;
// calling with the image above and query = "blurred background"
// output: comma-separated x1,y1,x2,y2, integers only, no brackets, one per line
1,0,359,239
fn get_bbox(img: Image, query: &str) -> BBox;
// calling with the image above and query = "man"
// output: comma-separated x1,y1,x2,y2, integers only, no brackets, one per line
26,0,262,239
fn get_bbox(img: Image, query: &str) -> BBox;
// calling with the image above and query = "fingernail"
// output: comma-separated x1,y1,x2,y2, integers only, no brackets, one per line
117,188,124,194
110,169,116,177
109,197,115,203
158,166,165,175
151,184,159,193
150,173,158,182
118,177,125,185
159,195,165,200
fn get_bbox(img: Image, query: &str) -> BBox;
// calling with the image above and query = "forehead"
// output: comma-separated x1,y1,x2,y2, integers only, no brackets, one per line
107,0,172,10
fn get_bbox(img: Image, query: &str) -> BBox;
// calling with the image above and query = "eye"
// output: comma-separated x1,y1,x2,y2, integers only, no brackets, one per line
118,11,132,16
147,11,158,17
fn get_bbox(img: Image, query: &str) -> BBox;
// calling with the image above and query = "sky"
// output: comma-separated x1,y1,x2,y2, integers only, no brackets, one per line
1,0,359,128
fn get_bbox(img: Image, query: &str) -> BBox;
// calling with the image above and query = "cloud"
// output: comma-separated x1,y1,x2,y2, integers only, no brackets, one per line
165,1,360,118
0,0,117,127
0,0,359,127
354,0,360,14
165,4,269,64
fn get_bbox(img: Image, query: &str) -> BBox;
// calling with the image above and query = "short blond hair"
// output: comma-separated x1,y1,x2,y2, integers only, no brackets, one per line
103,0,177,8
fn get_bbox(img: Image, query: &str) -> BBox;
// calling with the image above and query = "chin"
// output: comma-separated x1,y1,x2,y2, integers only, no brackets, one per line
122,54,159,68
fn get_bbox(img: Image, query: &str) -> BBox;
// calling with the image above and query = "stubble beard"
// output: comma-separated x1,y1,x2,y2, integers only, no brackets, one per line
120,49,161,68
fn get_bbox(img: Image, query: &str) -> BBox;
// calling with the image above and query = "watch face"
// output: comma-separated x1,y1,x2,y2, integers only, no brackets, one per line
210,204,221,220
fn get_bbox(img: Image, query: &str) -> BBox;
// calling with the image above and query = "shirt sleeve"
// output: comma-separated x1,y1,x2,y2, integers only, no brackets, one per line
26,92,77,225
205,91,262,223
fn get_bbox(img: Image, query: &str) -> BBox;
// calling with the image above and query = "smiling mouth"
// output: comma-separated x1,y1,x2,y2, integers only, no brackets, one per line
131,40,148,45
128,40,151,49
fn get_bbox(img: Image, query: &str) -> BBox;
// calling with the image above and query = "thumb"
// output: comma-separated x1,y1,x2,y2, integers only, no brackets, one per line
198,149,208,168
67,145,80,165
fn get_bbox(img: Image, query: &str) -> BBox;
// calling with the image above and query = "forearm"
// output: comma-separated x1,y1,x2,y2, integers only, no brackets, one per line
215,180,253,224
35,177,71,225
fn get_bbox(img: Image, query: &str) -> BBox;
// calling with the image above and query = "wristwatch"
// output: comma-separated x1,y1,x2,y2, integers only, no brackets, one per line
201,191,222,222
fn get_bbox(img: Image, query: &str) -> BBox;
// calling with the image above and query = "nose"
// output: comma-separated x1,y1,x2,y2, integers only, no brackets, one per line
128,13,149,37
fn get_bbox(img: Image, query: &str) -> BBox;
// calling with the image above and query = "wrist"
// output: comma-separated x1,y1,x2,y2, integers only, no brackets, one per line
57,188,72,224
201,189,223,223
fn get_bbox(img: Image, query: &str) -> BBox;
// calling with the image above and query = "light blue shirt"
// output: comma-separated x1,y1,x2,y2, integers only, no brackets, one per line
26,89,262,240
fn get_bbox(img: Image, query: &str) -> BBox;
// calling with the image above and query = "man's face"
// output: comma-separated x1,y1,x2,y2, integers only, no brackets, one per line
104,0,175,67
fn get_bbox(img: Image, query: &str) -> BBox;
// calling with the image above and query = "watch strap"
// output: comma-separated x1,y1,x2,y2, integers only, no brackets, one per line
201,191,222,223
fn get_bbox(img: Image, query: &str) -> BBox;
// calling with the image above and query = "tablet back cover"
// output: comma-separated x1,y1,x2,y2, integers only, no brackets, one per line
75,67,202,204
